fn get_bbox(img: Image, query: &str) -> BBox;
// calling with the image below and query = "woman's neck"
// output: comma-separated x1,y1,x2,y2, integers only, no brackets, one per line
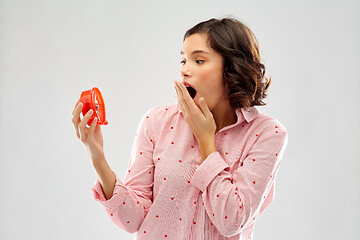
211,100,237,133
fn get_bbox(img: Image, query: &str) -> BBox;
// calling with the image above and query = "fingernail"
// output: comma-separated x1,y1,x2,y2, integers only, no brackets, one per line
88,109,93,114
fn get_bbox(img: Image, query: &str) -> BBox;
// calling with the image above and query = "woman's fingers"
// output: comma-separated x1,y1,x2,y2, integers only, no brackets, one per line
79,109,93,142
175,81,196,114
72,102,83,139
88,117,97,139
72,99,81,115
72,98,99,142
72,102,82,123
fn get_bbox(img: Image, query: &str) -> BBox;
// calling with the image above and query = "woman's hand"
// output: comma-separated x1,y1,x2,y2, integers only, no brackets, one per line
174,81,216,145
72,98,105,162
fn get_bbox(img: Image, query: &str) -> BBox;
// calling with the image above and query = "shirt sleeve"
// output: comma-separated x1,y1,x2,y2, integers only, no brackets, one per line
191,120,288,237
90,108,155,234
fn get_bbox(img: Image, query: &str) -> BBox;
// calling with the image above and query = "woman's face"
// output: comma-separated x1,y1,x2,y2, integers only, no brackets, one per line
180,33,225,111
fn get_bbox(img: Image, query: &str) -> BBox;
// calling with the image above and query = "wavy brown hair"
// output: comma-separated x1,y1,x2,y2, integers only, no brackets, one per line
183,17,271,111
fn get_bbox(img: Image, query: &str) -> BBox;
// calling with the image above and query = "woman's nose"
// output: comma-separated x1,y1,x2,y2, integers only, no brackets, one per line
180,64,191,78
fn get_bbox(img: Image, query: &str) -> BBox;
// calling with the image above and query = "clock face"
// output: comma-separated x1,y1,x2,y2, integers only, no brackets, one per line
93,87,107,125
95,95,99,117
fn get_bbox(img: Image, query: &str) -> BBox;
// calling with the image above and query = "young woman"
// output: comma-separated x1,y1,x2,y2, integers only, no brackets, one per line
72,17,288,240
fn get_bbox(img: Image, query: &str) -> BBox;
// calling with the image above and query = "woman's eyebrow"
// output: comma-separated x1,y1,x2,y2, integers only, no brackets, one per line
180,50,210,55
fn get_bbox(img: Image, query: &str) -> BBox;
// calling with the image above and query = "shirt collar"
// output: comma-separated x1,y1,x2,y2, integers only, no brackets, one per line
239,105,260,123
177,103,260,124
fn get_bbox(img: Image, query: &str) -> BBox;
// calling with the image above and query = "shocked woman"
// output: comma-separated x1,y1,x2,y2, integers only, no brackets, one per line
72,17,289,240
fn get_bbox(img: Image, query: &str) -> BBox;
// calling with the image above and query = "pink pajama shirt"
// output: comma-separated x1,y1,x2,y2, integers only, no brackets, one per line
91,103,288,240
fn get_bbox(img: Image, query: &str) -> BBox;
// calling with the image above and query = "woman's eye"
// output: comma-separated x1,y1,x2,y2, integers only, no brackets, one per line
180,60,204,65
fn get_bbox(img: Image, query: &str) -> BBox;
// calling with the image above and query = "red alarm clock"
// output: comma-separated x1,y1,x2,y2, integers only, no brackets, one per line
80,87,108,126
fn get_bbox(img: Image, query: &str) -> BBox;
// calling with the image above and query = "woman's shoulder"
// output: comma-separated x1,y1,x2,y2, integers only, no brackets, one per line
252,107,288,134
145,103,180,120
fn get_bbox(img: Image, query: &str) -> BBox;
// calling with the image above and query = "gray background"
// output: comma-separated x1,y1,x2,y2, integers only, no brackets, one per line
1,0,359,239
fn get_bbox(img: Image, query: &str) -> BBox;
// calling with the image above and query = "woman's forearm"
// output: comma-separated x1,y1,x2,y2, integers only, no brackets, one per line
92,156,116,200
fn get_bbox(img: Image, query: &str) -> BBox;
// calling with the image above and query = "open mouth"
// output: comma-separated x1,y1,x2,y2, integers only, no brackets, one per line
186,86,197,99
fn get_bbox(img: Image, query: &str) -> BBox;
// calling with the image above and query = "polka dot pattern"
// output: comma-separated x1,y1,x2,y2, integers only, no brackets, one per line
90,104,288,239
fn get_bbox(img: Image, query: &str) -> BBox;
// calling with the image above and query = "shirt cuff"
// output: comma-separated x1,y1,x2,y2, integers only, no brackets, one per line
90,170,126,209
191,151,229,192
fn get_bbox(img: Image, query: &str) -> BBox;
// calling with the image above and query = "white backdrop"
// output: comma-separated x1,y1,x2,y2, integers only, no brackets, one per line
0,0,359,239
